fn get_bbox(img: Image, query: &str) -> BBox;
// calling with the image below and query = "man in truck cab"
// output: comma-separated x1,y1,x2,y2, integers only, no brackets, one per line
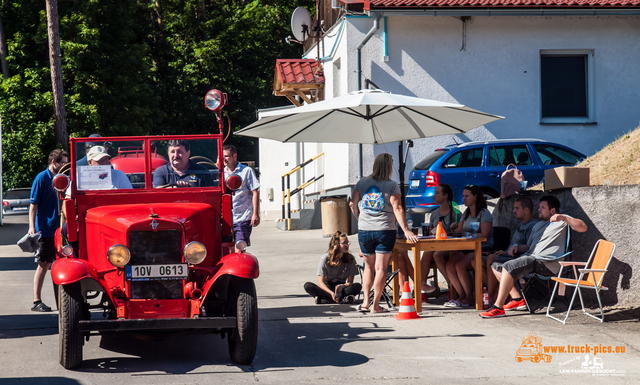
153,140,215,188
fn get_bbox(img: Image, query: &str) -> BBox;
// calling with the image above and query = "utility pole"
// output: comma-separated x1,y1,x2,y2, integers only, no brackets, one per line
45,0,68,149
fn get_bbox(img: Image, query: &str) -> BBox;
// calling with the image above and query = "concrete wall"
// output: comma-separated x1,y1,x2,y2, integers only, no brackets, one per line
493,185,640,308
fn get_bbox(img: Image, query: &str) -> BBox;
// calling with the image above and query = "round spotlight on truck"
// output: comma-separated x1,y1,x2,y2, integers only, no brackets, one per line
52,174,71,193
61,245,74,257
204,89,227,112
107,244,131,267
184,241,207,264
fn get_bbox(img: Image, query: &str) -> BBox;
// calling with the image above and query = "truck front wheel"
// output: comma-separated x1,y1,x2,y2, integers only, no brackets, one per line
227,277,258,365
59,282,83,369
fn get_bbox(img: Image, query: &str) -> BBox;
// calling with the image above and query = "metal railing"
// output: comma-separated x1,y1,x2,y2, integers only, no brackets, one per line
281,153,324,230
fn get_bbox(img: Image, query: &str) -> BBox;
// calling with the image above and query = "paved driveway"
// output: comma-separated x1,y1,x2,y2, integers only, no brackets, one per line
0,216,638,384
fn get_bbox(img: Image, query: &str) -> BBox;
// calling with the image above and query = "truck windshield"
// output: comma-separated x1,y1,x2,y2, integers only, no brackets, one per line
72,138,220,191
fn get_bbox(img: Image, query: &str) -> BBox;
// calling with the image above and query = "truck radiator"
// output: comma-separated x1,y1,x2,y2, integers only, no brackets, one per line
128,229,183,299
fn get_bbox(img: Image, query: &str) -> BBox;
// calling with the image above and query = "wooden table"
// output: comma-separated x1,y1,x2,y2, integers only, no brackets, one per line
392,236,487,312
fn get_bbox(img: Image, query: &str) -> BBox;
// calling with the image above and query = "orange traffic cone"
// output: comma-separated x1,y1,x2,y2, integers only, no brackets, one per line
395,281,420,320
435,221,448,239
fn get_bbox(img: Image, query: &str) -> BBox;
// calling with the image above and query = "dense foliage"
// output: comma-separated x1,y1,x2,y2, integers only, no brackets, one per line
0,0,313,190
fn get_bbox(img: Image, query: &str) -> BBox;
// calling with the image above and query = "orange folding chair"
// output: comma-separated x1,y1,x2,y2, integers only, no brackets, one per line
546,239,616,324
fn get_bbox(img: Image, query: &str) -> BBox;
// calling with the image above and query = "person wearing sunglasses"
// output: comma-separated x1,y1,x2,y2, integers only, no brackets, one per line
303,231,362,304
444,184,494,307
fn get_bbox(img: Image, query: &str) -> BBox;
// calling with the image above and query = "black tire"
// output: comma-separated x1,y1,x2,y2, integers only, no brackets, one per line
227,278,258,365
59,283,83,369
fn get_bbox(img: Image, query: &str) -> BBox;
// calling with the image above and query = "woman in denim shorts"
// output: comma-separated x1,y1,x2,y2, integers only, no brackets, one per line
350,153,418,313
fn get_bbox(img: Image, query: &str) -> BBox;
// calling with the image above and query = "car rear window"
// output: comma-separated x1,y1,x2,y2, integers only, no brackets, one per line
3,189,30,199
413,150,447,170
533,144,582,166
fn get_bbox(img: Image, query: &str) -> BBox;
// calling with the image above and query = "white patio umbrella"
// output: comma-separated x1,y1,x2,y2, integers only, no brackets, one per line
235,89,504,207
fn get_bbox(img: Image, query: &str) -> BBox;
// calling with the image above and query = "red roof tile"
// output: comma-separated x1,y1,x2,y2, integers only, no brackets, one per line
275,59,325,85
369,0,640,7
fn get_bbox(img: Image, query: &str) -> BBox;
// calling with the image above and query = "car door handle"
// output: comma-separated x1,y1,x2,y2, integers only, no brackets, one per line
489,173,500,177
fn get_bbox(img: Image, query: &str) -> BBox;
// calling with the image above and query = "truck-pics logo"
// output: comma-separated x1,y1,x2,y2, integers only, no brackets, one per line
515,332,552,363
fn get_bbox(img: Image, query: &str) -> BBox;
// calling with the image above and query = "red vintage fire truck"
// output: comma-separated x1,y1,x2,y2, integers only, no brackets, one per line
50,132,259,369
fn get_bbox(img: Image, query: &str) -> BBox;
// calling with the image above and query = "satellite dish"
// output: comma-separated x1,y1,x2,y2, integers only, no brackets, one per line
291,7,312,42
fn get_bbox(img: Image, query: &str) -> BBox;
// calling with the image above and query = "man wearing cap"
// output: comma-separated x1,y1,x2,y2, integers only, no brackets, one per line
67,146,132,194
77,134,109,166
152,140,215,188
29,149,68,312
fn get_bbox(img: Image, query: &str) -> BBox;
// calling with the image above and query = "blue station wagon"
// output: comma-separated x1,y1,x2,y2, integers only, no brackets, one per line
406,139,587,214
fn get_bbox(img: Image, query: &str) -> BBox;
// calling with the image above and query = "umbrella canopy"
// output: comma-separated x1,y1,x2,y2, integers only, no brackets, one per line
235,89,504,143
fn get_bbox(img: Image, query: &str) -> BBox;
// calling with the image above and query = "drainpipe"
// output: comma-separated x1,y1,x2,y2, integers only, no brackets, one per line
355,13,381,179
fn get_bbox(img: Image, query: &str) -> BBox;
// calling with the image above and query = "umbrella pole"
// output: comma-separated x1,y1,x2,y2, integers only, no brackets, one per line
399,141,406,211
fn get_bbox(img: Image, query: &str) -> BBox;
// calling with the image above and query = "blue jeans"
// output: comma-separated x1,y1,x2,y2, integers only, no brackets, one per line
358,230,397,256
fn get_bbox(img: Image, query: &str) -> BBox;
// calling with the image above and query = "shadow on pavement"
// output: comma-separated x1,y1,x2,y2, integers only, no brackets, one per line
0,220,28,246
0,378,81,385
0,313,59,339
0,256,37,271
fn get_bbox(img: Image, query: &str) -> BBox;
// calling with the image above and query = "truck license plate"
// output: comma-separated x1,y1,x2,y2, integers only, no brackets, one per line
125,264,188,281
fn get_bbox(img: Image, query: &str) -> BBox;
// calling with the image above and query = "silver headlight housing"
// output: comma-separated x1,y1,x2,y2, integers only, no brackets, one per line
107,244,131,267
184,241,207,264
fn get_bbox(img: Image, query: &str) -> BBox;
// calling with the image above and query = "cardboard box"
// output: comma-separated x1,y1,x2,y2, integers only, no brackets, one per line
544,167,590,190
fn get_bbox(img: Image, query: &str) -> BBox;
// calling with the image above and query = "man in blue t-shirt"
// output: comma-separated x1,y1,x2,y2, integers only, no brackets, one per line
29,149,69,312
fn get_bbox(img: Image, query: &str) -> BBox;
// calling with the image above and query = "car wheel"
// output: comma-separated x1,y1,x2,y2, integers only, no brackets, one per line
59,282,83,369
227,277,258,365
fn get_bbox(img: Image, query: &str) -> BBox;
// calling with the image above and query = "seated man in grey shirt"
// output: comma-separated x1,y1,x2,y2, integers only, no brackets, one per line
480,195,587,318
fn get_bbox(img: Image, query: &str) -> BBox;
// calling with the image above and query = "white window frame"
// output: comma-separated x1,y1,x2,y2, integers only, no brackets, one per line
539,49,595,124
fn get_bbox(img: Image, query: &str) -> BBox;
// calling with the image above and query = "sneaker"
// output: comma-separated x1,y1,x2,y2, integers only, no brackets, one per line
315,297,330,305
503,298,527,311
340,295,355,304
31,302,52,312
479,306,505,318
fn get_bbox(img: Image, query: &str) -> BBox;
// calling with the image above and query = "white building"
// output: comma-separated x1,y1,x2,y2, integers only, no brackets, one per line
258,0,640,218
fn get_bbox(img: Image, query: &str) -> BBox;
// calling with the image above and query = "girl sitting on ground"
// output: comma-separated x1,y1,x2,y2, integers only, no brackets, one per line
303,231,362,304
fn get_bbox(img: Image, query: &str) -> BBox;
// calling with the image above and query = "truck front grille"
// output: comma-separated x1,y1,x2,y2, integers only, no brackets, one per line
128,229,183,299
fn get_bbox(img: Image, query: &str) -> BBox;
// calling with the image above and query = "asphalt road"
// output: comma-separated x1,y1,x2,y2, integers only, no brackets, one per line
0,214,638,384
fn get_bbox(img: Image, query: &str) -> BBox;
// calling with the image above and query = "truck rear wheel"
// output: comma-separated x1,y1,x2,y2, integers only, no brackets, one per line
59,282,83,369
227,277,258,365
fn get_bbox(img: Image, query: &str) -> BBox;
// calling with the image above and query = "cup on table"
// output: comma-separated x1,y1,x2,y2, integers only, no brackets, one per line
411,227,419,235
470,222,480,238
520,180,528,190
421,223,430,237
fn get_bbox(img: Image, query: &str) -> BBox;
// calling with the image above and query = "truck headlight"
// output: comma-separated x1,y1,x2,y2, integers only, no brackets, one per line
107,244,131,267
184,241,206,264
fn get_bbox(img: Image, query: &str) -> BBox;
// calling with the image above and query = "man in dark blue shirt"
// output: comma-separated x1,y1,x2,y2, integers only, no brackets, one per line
152,140,216,188
29,149,68,312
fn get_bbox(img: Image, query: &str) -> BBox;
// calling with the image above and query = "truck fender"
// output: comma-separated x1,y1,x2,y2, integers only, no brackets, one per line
52,258,101,286
200,252,259,302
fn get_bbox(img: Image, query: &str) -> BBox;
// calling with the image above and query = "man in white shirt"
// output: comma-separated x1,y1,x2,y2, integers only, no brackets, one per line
223,144,259,252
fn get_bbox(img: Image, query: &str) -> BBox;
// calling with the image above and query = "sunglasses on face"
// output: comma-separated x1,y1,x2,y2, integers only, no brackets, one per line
340,241,351,246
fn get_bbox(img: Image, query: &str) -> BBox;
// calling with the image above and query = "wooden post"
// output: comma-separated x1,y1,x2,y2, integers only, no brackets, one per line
45,0,68,149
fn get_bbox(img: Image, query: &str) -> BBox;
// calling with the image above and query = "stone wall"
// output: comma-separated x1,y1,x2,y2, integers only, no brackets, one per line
491,185,639,308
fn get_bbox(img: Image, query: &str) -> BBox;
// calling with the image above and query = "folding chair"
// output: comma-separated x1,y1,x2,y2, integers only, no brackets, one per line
357,263,400,310
546,239,616,324
520,230,572,313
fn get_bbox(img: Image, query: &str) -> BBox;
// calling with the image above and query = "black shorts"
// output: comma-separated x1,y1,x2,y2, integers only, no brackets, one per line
35,237,56,263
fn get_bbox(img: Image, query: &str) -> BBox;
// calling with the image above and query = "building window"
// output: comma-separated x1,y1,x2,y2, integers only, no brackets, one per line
540,50,594,124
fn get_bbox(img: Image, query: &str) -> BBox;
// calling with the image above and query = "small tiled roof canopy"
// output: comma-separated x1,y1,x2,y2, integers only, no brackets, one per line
273,59,325,106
